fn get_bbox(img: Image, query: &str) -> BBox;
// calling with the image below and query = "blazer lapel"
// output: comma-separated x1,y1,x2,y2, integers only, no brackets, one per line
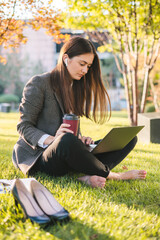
54,92,65,115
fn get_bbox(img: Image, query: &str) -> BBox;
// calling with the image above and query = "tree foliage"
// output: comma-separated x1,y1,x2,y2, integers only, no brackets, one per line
0,94,19,103
64,0,160,125
149,57,160,111
0,0,69,64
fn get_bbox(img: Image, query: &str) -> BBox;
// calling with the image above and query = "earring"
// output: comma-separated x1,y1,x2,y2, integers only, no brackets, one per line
64,59,68,67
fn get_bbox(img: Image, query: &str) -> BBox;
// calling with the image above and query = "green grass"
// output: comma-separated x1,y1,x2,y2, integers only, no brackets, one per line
0,111,160,240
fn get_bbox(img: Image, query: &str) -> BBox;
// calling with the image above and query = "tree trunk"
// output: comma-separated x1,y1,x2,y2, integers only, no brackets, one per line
122,72,133,125
140,68,150,113
150,78,160,112
132,70,137,125
132,53,139,125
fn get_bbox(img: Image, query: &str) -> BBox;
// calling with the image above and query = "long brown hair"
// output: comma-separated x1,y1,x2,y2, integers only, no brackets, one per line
50,36,111,123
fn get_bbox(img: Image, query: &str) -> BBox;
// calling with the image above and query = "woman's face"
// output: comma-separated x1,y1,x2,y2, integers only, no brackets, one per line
66,53,94,80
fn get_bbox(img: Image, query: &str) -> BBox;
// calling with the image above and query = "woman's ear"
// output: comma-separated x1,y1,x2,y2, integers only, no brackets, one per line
63,54,69,67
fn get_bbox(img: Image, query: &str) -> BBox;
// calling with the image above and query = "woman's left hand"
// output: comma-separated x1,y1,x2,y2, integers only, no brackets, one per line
79,135,94,145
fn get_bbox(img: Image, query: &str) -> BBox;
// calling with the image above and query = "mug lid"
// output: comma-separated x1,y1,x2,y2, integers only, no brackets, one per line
63,114,79,120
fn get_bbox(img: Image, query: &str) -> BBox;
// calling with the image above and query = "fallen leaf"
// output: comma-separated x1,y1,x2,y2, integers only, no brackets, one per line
122,165,128,170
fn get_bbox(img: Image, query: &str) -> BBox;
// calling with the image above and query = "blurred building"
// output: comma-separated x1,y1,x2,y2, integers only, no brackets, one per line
19,27,56,72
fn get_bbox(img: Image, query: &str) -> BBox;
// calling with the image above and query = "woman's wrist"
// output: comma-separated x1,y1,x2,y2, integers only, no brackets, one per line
44,136,55,145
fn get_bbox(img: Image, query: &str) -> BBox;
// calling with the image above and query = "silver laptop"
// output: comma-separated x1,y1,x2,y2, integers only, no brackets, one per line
88,126,144,154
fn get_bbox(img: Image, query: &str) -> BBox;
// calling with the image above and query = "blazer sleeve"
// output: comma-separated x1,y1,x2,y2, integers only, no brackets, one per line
17,75,48,149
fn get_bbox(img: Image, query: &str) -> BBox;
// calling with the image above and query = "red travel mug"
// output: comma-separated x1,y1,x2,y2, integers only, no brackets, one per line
63,114,79,136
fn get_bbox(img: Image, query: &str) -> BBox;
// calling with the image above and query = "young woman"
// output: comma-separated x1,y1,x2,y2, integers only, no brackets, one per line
12,37,146,188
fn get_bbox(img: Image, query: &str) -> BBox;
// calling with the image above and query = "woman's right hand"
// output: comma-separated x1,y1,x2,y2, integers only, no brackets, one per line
54,123,74,138
44,124,73,146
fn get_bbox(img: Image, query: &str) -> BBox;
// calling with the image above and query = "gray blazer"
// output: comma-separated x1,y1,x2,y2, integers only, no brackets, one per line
12,72,65,175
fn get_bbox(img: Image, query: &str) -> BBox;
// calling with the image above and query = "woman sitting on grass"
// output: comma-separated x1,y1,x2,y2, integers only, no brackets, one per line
12,37,146,188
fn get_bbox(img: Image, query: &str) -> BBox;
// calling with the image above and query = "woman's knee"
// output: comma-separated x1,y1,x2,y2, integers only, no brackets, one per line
47,133,79,153
61,133,78,146
59,133,86,154
132,136,138,145
49,133,84,157
128,136,137,150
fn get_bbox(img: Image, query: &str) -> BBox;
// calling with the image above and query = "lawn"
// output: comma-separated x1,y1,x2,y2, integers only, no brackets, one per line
0,111,160,240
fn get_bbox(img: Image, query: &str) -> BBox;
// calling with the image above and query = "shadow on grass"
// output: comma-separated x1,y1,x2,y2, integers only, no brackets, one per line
44,218,115,240
1,190,114,240
87,179,160,219
6,143,160,233
3,144,160,222
6,171,115,240
30,171,160,219
107,180,160,215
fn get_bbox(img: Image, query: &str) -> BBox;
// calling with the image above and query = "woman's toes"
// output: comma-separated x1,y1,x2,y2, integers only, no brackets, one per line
132,170,147,179
138,170,147,179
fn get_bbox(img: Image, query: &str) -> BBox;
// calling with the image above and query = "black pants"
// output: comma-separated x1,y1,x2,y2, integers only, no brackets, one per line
30,133,137,178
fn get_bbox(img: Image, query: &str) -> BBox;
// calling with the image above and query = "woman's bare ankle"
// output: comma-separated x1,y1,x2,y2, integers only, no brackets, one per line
107,172,121,180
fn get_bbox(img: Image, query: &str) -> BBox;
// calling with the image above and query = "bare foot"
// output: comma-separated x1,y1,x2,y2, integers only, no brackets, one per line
107,170,147,180
78,175,106,188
